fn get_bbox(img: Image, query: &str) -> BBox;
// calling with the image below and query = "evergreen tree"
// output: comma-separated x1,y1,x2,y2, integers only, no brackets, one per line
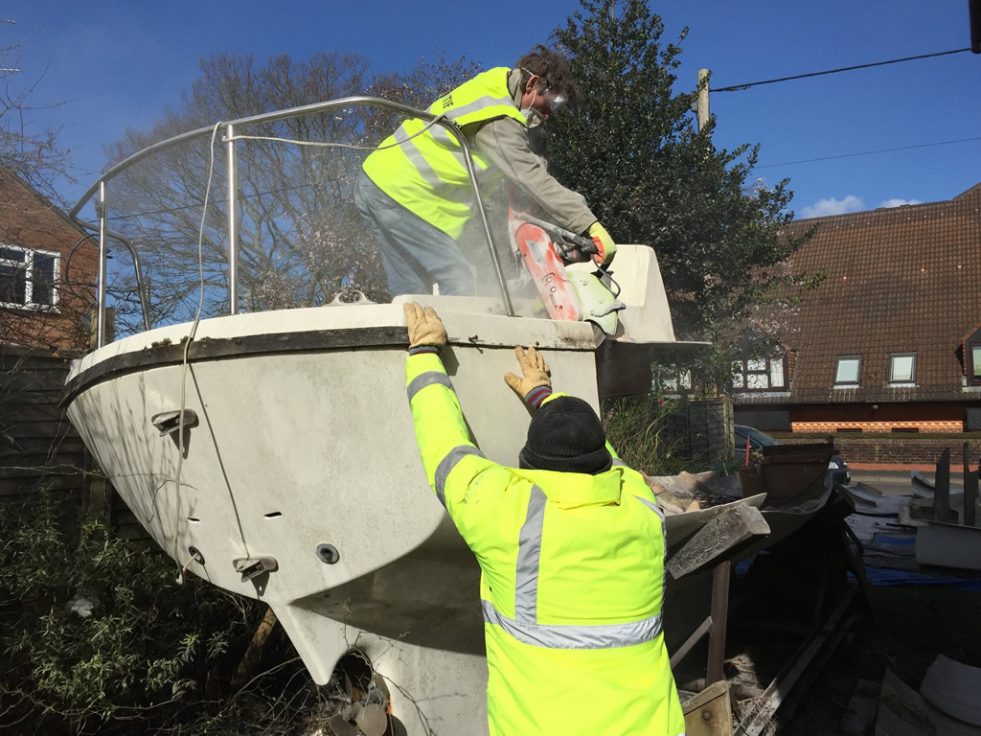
550,0,809,379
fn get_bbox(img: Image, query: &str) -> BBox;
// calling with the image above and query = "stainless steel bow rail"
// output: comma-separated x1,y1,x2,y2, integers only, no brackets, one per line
70,96,516,348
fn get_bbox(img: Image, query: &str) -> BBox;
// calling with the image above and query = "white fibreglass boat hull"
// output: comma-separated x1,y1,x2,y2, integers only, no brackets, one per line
64,245,684,733
65,300,606,733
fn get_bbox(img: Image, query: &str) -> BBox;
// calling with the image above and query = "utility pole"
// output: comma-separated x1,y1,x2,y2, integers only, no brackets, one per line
696,68,710,132
971,0,981,53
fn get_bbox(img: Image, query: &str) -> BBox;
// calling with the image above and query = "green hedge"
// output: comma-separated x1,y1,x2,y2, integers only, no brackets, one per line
0,490,314,734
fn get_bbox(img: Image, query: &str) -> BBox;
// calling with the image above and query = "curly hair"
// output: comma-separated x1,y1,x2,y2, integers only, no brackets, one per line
516,45,578,106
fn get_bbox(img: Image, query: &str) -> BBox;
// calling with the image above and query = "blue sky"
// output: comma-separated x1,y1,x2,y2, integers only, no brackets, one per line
5,0,980,219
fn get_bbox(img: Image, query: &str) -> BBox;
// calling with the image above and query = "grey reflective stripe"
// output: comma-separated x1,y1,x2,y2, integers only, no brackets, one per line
428,127,481,173
430,126,460,147
394,123,443,189
611,458,628,467
635,496,668,615
406,371,453,402
434,445,484,506
394,123,479,203
514,485,546,622
482,599,663,650
493,481,666,651
635,495,665,522
443,95,516,121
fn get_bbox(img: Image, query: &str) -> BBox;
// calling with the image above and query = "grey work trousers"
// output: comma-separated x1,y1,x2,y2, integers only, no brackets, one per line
354,171,474,297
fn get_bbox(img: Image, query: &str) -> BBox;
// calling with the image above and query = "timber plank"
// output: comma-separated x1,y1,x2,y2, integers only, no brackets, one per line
0,460,88,478
0,420,77,438
683,681,733,736
0,474,86,495
1,403,69,422
0,370,71,392
667,505,770,579
0,437,86,456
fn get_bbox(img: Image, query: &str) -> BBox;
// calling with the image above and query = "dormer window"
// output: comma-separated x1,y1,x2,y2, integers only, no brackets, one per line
889,354,916,384
834,356,861,386
958,327,981,386
970,345,981,386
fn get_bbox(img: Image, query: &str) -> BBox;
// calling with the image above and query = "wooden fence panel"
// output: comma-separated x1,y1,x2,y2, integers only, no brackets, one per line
0,347,89,505
662,397,735,471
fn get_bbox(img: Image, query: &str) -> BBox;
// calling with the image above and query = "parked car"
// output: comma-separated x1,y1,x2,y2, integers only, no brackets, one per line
734,425,851,486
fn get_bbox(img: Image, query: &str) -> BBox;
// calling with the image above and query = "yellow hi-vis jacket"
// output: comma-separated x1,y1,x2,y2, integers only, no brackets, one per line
406,351,686,736
363,67,526,239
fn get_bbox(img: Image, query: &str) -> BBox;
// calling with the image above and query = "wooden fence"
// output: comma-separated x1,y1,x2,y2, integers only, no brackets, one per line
0,346,90,508
1,344,153,543
662,396,735,471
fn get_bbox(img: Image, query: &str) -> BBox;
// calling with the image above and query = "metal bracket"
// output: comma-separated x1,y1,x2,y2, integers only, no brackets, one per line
233,556,278,582
151,409,199,437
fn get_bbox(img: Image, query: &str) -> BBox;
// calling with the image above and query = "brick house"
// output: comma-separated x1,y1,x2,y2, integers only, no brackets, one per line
733,183,981,436
0,167,96,351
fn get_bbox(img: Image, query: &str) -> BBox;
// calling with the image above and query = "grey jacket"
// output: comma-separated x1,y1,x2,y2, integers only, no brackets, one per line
466,68,597,235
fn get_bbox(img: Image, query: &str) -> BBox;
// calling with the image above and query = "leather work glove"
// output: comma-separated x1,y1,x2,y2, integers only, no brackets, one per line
504,346,551,401
588,221,617,267
403,302,447,350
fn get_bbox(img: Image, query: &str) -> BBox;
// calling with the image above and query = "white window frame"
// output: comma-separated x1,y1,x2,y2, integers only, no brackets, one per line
888,353,916,385
971,344,981,385
732,356,788,392
658,368,693,395
834,356,862,386
0,244,60,311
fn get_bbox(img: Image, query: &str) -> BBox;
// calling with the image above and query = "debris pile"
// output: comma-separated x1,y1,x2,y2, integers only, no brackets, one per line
645,469,743,515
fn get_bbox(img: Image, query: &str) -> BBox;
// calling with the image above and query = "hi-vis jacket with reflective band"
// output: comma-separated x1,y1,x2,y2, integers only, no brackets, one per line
362,67,526,239
405,352,686,736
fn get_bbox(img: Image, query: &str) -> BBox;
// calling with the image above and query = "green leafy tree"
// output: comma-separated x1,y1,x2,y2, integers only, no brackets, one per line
550,0,810,388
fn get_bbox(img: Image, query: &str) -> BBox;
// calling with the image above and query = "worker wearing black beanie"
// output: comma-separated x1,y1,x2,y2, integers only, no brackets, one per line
404,304,684,736
504,344,612,474
519,396,612,474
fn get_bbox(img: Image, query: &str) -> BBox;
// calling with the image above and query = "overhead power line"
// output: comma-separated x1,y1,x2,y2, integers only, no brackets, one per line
715,48,971,92
757,135,981,169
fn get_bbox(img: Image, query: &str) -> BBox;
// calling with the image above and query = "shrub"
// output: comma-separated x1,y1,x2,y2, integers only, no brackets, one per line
0,490,276,734
603,393,690,476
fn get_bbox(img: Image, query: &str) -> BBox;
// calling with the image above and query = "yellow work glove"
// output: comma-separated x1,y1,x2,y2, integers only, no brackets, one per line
588,221,617,266
504,346,552,403
403,302,447,350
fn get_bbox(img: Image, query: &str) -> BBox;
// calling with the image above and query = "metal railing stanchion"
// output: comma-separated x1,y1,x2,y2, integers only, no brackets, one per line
96,181,108,348
226,123,239,315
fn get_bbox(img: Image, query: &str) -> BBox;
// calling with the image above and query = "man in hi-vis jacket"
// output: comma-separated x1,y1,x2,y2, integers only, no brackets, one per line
357,45,616,297
403,303,685,735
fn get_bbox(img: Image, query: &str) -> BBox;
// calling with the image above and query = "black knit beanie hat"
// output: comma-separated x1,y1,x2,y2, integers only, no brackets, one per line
519,396,612,474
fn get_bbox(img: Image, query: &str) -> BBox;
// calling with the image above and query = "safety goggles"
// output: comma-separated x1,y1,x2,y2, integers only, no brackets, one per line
521,67,568,114
542,88,567,114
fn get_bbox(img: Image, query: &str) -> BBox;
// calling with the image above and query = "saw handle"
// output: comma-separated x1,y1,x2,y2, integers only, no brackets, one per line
562,232,599,259
512,212,598,261
542,224,598,263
